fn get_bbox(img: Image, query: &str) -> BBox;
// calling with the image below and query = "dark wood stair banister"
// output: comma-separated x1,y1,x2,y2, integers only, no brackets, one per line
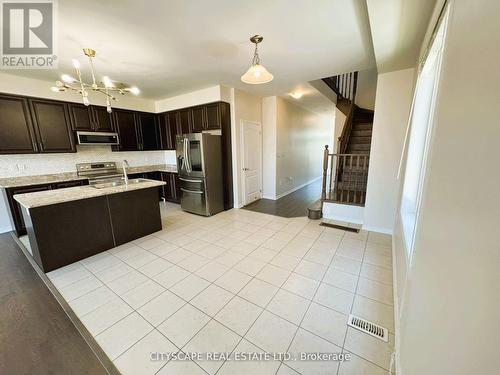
321,145,370,207
338,101,356,154
322,72,358,101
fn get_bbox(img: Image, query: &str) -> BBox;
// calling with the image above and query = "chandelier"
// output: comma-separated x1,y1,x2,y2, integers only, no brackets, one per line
241,35,274,85
51,48,139,113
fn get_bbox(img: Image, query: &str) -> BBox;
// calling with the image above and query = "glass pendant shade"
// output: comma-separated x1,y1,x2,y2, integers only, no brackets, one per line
241,63,274,84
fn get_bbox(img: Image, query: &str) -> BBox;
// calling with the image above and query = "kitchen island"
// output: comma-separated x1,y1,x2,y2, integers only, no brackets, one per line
14,179,165,272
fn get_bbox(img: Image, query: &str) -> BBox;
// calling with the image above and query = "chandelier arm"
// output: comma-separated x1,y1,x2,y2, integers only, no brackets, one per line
96,88,117,101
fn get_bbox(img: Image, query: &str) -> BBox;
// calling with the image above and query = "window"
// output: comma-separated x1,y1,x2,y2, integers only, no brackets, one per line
400,6,449,259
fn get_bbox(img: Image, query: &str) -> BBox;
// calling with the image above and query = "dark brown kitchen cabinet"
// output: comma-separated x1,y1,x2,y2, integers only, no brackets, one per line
28,99,76,153
158,112,179,150
143,171,163,200
92,106,114,132
206,102,222,130
52,180,88,189
172,174,181,202
69,104,115,133
68,103,93,131
137,113,159,150
191,106,205,132
4,184,52,236
160,172,180,203
0,94,37,154
113,109,140,151
178,109,192,135
4,179,89,236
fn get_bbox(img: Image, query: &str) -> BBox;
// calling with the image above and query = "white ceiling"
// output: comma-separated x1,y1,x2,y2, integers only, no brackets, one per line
366,0,438,73
7,0,376,101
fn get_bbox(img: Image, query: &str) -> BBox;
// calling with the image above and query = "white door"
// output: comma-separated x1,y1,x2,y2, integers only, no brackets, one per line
240,120,262,205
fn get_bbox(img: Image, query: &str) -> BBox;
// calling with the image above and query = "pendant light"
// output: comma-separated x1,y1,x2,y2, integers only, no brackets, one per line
241,35,274,84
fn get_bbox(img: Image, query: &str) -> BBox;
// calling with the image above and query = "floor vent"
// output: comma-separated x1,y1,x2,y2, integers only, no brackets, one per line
320,222,359,233
347,314,388,342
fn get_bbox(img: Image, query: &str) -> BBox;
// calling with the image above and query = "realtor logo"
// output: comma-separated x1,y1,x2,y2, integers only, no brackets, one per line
1,0,57,68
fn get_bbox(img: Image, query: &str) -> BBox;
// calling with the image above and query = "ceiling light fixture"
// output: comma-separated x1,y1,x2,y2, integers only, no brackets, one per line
51,48,140,113
289,92,303,99
241,35,274,85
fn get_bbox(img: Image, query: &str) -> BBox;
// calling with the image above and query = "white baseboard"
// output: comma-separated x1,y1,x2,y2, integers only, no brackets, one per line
262,194,277,200
391,234,401,375
273,176,322,201
362,225,393,235
0,226,13,234
323,202,364,224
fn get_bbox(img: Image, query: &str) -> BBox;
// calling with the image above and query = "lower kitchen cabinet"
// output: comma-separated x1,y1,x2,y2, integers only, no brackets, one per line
4,179,88,236
160,172,180,203
22,187,162,271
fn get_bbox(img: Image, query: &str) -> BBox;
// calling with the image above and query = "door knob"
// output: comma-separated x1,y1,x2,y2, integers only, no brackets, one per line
243,167,249,171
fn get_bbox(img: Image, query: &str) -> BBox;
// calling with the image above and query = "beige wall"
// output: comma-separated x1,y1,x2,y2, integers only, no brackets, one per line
229,88,262,207
275,97,334,198
155,85,225,112
363,68,415,234
355,68,378,110
0,72,155,112
262,96,277,199
395,1,500,374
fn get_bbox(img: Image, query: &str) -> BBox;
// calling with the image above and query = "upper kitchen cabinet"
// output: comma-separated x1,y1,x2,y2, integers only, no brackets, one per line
206,102,222,130
178,108,192,135
28,99,76,153
69,103,114,132
158,112,179,150
68,103,93,131
113,109,140,151
0,94,38,154
191,106,206,132
137,113,159,150
91,106,114,132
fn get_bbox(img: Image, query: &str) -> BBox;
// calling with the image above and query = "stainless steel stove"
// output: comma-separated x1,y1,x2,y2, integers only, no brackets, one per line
76,162,124,185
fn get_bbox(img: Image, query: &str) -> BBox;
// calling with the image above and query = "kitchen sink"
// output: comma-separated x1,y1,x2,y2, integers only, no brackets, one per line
91,178,149,189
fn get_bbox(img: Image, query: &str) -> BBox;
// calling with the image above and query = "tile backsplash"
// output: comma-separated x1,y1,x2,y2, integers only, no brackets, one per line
0,146,177,178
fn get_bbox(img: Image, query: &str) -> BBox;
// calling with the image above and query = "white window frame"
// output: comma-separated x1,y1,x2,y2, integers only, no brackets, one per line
400,4,450,263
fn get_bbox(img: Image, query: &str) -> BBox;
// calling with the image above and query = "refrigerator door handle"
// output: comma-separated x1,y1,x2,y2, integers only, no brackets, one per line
185,138,192,173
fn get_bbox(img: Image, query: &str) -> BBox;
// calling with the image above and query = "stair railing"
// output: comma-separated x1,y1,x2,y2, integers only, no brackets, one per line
322,71,358,102
338,101,356,154
321,145,369,206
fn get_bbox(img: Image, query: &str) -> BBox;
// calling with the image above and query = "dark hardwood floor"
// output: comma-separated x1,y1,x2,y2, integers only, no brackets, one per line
0,233,110,375
243,179,322,218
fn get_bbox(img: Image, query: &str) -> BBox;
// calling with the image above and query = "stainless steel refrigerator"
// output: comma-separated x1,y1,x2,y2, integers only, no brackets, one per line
175,133,224,216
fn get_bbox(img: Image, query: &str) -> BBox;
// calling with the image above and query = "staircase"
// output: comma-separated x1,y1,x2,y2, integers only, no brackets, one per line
321,72,374,206
346,108,373,155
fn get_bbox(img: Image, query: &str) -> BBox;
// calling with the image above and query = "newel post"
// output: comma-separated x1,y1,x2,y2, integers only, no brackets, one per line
321,145,329,200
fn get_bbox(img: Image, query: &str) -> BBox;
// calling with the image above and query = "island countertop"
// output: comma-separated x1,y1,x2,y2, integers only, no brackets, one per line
14,179,166,209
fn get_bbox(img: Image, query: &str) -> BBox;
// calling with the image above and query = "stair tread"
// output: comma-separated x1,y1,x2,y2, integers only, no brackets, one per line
349,136,372,144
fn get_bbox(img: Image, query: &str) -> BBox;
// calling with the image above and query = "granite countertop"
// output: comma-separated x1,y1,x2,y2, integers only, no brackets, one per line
0,164,178,188
14,179,166,209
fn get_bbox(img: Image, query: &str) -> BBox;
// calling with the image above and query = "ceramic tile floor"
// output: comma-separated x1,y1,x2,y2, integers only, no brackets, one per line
46,203,395,375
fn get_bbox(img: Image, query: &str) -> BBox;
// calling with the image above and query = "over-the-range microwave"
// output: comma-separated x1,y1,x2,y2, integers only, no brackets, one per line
76,131,120,146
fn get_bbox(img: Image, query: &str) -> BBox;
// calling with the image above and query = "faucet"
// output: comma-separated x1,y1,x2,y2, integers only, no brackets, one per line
122,160,129,187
